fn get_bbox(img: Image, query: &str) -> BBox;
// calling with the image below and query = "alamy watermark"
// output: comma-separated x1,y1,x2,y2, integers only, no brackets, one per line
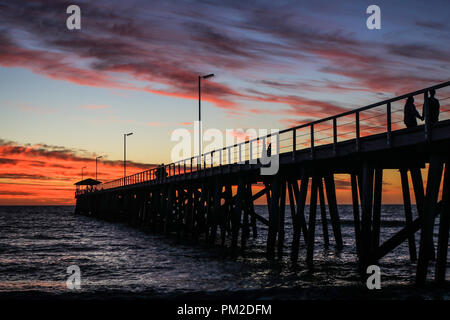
66,265,81,290
366,5,381,30
66,5,81,30
171,121,279,175
366,265,381,289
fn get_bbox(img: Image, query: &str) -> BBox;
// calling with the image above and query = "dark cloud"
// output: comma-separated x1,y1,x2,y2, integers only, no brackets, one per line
0,158,18,165
0,173,63,180
0,191,34,196
0,139,157,169
415,20,446,30
0,0,448,124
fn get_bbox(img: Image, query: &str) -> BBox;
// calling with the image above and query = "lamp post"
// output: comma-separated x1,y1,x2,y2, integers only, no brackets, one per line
95,156,102,180
124,132,133,178
198,73,214,157
81,166,87,180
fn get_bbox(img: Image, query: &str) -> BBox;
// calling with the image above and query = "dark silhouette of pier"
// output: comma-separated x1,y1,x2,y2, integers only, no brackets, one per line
75,81,450,286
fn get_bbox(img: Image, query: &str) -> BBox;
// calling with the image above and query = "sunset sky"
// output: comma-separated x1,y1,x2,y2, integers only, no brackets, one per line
1,0,449,205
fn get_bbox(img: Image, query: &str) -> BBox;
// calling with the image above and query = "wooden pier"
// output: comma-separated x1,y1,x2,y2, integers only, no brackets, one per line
75,81,450,285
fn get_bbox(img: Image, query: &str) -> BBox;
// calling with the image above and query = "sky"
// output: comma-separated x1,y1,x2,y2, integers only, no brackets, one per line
0,0,449,205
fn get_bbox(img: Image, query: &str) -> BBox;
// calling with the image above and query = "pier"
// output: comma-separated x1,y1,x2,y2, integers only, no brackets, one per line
75,81,450,285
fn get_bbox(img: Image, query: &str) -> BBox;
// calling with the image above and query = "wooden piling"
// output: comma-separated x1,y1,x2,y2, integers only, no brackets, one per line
360,162,374,270
416,155,444,285
324,174,343,249
371,168,383,261
400,168,417,261
277,180,286,260
291,174,309,263
435,160,449,284
351,173,362,258
318,177,330,247
306,175,319,269
266,175,281,260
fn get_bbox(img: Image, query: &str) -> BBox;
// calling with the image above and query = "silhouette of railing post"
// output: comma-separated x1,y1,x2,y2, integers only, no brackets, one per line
310,124,315,159
333,118,337,156
387,102,392,147
356,111,360,152
292,128,296,160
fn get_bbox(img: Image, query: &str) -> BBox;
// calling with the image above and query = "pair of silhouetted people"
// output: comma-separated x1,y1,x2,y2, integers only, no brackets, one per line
404,89,440,128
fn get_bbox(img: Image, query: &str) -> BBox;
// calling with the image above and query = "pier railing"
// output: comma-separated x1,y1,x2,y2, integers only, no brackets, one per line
96,81,450,191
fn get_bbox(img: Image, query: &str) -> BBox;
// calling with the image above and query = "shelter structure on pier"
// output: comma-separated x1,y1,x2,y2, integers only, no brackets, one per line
75,178,101,195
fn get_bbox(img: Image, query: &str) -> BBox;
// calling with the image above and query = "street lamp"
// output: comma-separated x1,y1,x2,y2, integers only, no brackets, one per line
95,156,102,180
124,132,133,178
198,73,214,157
81,166,87,180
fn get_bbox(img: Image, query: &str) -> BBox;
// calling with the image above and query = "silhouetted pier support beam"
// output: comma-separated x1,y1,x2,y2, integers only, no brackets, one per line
351,173,362,258
360,162,374,271
400,168,417,261
231,179,244,256
371,168,383,259
435,159,449,284
306,175,319,269
290,174,309,263
266,175,281,260
416,155,444,286
277,180,287,260
318,178,330,248
324,174,343,250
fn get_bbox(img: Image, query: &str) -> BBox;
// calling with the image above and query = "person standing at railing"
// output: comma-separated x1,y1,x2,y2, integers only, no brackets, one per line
404,96,423,128
423,89,440,125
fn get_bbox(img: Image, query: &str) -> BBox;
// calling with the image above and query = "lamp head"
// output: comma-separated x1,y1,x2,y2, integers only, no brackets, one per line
201,73,214,79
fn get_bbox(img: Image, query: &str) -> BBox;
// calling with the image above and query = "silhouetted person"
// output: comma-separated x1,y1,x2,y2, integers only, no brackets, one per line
423,89,440,125
404,96,423,128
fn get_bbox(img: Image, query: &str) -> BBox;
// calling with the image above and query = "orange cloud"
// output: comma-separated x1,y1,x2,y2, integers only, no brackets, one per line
0,140,157,205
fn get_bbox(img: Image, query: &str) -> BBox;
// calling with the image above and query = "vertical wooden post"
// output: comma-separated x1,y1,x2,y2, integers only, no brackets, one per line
293,176,309,243
351,174,362,258
410,166,435,259
371,168,383,259
387,102,392,146
291,174,309,263
287,181,298,247
416,155,444,285
333,118,337,157
307,175,319,269
164,185,175,234
267,175,281,260
231,180,244,256
247,184,258,239
324,174,343,249
356,111,360,152
208,180,219,244
436,160,449,283
318,178,329,247
360,162,374,270
277,180,286,260
400,168,417,261
292,129,296,161
222,184,233,246
241,184,250,251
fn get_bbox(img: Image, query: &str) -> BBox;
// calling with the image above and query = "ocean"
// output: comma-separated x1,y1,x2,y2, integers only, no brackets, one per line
0,205,448,299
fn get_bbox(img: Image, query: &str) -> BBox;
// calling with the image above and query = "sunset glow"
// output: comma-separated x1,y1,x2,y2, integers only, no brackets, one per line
1,0,449,205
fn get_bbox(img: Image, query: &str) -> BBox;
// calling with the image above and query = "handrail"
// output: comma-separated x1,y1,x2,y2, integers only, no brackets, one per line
94,81,450,191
